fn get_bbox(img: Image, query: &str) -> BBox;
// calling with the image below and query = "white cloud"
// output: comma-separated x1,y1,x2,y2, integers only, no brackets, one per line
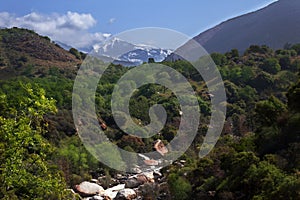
103,33,112,38
108,18,116,24
0,11,110,51
56,11,96,30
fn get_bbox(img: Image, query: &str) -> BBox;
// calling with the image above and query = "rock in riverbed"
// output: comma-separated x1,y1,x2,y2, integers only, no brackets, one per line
75,181,105,197
115,189,137,200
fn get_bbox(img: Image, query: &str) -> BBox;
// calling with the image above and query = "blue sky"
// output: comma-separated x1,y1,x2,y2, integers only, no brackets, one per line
0,0,277,50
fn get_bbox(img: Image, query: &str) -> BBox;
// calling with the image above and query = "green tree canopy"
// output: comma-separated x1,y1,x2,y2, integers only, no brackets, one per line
0,83,67,199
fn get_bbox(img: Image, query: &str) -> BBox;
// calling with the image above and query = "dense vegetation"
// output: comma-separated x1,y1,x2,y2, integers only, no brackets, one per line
0,28,299,199
164,46,300,199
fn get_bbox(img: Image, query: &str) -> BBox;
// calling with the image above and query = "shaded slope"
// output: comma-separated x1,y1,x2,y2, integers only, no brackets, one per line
195,0,300,53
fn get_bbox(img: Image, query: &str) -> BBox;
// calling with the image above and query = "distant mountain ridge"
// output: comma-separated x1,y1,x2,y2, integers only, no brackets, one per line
193,0,300,53
93,37,172,66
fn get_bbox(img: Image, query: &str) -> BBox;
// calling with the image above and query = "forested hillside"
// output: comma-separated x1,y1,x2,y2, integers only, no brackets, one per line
0,28,299,199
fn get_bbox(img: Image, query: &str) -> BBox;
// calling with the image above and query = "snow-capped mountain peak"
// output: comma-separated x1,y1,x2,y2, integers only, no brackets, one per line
92,37,173,66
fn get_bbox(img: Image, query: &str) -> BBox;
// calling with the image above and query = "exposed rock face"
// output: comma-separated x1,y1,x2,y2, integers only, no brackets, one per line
75,181,105,197
125,172,154,189
103,184,125,199
154,140,168,156
143,159,159,166
115,189,137,200
92,196,104,200
124,178,141,189
131,167,142,174
84,195,104,200
136,174,149,184
142,171,155,183
137,140,168,168
138,154,150,160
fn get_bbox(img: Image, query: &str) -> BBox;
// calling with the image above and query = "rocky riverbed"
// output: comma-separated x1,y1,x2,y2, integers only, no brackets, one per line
70,167,170,200
70,140,178,199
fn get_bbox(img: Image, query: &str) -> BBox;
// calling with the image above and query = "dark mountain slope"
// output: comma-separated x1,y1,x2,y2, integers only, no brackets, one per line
194,0,300,53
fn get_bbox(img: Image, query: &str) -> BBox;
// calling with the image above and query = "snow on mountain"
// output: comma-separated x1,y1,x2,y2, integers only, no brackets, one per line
93,37,173,66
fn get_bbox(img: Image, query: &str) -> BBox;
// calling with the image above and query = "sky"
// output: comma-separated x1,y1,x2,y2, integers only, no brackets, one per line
0,0,277,50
